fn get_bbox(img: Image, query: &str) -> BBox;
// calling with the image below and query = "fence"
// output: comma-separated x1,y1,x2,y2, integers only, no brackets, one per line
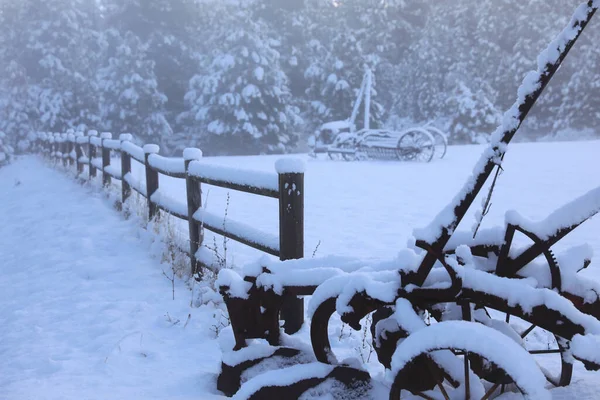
34,130,305,334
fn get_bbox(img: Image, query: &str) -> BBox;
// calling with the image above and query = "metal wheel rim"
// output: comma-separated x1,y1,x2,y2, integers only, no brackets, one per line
397,131,435,163
466,304,573,388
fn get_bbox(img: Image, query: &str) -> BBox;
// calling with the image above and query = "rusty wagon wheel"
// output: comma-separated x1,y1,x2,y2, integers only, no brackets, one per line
389,321,550,400
462,303,573,389
472,225,575,387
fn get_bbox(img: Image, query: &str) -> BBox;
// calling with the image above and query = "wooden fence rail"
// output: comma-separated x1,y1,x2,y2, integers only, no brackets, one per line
34,130,306,334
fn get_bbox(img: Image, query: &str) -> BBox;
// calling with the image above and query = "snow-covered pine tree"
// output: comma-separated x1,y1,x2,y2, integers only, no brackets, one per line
0,61,39,152
303,34,383,133
96,30,172,146
9,0,101,134
169,1,236,152
445,76,501,144
250,0,308,99
552,22,600,134
468,0,584,136
0,0,597,148
334,0,428,118
103,0,203,149
181,10,302,155
393,0,477,128
0,131,15,167
301,0,388,134
520,0,597,136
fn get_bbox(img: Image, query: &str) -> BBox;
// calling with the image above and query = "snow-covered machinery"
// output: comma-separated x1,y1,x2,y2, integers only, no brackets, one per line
217,3,600,399
308,69,448,162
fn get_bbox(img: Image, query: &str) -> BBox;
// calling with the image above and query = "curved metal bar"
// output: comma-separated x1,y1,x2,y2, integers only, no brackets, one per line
244,365,370,400
464,302,574,387
310,297,337,364
422,125,448,159
389,340,539,400
407,241,463,302
496,224,562,290
310,294,391,365
459,287,586,340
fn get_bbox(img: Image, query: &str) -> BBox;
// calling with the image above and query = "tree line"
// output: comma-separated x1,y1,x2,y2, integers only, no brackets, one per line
0,0,598,156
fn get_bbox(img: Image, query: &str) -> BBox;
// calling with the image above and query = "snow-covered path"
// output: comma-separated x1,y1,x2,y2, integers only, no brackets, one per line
0,157,223,400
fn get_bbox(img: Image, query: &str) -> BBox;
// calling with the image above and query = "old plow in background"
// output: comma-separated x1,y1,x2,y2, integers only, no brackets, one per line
308,69,448,163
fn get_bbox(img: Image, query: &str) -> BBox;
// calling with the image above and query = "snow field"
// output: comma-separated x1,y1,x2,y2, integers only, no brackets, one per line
129,140,600,274
2,139,600,399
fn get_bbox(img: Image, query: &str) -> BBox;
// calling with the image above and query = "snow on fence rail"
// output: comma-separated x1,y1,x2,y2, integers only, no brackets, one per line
188,162,279,198
34,130,307,330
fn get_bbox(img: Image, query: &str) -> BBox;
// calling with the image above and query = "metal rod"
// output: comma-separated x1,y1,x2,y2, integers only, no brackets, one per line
521,324,536,339
415,393,436,400
464,353,470,400
481,383,500,400
427,359,450,400
529,349,562,355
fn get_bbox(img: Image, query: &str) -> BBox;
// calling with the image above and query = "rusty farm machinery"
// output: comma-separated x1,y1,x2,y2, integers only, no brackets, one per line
217,2,600,399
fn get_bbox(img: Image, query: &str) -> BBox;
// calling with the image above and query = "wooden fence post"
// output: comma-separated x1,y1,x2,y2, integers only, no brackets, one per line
66,129,74,167
75,132,84,175
101,132,112,187
184,148,204,278
66,133,72,166
88,130,98,180
58,133,63,165
51,133,56,157
70,132,76,167
41,133,48,157
35,133,40,154
33,132,40,154
48,134,54,160
53,133,60,165
276,159,305,334
50,133,54,159
120,134,133,205
144,144,160,221
67,132,74,167
61,133,68,167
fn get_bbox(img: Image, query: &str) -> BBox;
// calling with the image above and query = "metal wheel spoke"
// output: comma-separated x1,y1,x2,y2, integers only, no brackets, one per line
464,352,470,399
480,383,500,400
529,349,562,355
520,324,536,339
426,359,450,400
435,380,451,400
415,393,436,400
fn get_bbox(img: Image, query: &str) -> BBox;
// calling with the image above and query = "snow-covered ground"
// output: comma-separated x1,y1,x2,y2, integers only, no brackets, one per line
2,140,600,399
0,157,224,400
